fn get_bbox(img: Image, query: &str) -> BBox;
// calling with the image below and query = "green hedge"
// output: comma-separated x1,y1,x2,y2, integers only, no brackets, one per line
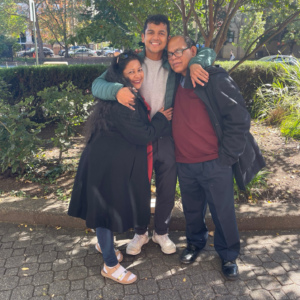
0,64,107,104
0,61,288,111
217,61,286,108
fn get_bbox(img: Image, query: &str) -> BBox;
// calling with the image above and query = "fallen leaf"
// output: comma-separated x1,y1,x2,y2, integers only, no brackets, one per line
183,278,186,282
30,228,33,231
55,226,61,230
209,231,214,237
209,244,214,247
32,196,38,199
24,225,27,227
268,201,271,203
22,268,29,270
276,233,279,235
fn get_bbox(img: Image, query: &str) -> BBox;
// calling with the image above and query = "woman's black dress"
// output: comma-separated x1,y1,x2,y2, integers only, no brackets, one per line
68,96,170,233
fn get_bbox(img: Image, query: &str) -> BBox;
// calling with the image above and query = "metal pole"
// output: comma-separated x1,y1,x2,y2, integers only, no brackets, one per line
31,1,39,66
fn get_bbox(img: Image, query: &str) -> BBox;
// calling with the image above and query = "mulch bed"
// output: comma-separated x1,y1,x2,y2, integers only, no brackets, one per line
0,121,299,204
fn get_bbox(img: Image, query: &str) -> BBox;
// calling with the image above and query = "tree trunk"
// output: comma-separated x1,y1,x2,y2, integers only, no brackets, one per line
35,14,45,59
236,28,240,59
289,41,295,55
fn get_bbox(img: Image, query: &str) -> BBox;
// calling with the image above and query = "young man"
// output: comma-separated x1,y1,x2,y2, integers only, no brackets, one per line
168,36,265,280
91,15,216,256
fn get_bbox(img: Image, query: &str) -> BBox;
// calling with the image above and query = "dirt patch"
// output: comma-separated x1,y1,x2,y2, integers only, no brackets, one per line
250,121,300,203
0,121,299,204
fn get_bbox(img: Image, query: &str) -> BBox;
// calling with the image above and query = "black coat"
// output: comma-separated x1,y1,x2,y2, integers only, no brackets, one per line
179,66,266,191
68,96,171,232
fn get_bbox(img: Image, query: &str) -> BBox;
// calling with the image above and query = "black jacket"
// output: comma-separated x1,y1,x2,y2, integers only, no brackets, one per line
176,66,266,191
68,95,171,232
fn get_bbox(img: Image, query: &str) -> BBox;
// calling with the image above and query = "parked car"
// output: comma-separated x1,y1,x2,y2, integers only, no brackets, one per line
58,46,86,56
17,47,54,58
257,55,298,66
103,48,122,57
96,47,113,56
68,48,97,57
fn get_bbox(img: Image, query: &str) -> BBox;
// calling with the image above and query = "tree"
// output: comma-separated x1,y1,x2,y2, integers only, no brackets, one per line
0,0,27,37
233,10,265,57
37,0,88,57
0,0,27,60
267,7,300,55
89,0,300,73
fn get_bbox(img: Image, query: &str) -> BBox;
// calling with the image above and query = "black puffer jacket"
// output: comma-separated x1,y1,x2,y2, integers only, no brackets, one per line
176,66,266,190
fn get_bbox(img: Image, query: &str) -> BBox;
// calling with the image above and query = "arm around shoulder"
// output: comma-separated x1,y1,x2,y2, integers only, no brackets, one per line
91,70,124,100
188,47,216,68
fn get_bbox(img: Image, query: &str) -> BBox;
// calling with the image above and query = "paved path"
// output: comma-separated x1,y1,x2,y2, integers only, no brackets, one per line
0,223,299,300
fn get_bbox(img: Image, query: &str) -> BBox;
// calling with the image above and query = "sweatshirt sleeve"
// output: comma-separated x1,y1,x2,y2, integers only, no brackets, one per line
188,47,216,68
211,73,251,166
91,70,123,100
112,104,171,145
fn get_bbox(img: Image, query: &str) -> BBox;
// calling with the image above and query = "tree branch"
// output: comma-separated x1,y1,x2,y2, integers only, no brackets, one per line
171,0,182,13
214,0,241,51
189,0,208,42
107,0,143,29
208,0,214,40
229,10,300,74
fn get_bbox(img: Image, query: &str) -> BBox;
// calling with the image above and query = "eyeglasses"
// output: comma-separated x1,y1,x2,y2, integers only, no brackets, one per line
116,53,129,63
167,47,190,59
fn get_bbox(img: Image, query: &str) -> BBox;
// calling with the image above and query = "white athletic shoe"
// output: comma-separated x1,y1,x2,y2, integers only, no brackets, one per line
152,231,176,254
126,232,149,255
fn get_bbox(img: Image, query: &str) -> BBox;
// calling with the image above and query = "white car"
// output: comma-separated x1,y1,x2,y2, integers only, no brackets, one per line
67,48,97,57
258,55,298,66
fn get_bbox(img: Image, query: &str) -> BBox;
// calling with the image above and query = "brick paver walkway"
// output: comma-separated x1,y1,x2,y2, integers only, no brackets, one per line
0,222,299,299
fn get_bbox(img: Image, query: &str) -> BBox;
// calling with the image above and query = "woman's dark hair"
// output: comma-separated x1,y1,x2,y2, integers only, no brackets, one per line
85,51,143,143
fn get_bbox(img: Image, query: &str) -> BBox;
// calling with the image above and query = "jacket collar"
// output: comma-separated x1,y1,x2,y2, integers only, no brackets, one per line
138,49,171,71
183,68,208,90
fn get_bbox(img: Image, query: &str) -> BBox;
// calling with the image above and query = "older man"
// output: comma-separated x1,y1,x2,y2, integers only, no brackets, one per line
168,35,265,280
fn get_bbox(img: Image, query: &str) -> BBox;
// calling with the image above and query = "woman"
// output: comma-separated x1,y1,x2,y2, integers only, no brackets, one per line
68,51,172,284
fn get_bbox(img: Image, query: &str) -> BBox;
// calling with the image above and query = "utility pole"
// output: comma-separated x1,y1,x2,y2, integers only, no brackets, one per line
29,0,38,65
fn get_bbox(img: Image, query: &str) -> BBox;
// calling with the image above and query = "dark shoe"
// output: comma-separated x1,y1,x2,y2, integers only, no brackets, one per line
180,244,202,264
222,260,239,280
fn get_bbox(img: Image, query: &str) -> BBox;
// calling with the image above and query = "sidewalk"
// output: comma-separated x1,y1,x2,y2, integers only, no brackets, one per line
1,196,300,231
0,222,299,299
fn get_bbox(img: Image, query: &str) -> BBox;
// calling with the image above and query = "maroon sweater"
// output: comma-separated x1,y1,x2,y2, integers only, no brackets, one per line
172,84,219,163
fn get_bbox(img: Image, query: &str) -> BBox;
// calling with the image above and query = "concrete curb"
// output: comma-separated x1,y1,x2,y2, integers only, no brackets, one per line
0,196,300,231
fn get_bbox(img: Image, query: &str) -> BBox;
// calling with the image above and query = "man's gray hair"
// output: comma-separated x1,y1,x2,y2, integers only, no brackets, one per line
184,36,196,48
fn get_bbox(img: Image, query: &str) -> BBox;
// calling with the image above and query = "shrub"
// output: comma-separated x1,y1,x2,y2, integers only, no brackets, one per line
0,95,44,174
266,106,286,125
217,61,286,111
0,61,286,113
254,60,300,140
38,81,94,163
281,113,300,140
0,64,107,105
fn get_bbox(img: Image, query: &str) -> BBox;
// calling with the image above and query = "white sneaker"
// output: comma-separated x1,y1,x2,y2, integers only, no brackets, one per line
126,232,149,255
152,231,176,254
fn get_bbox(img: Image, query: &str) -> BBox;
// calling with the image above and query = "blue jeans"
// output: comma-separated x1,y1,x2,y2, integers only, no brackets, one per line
96,227,118,267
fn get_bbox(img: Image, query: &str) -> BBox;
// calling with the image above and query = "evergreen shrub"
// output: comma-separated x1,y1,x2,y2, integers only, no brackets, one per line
0,64,107,104
0,61,292,113
217,61,287,110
